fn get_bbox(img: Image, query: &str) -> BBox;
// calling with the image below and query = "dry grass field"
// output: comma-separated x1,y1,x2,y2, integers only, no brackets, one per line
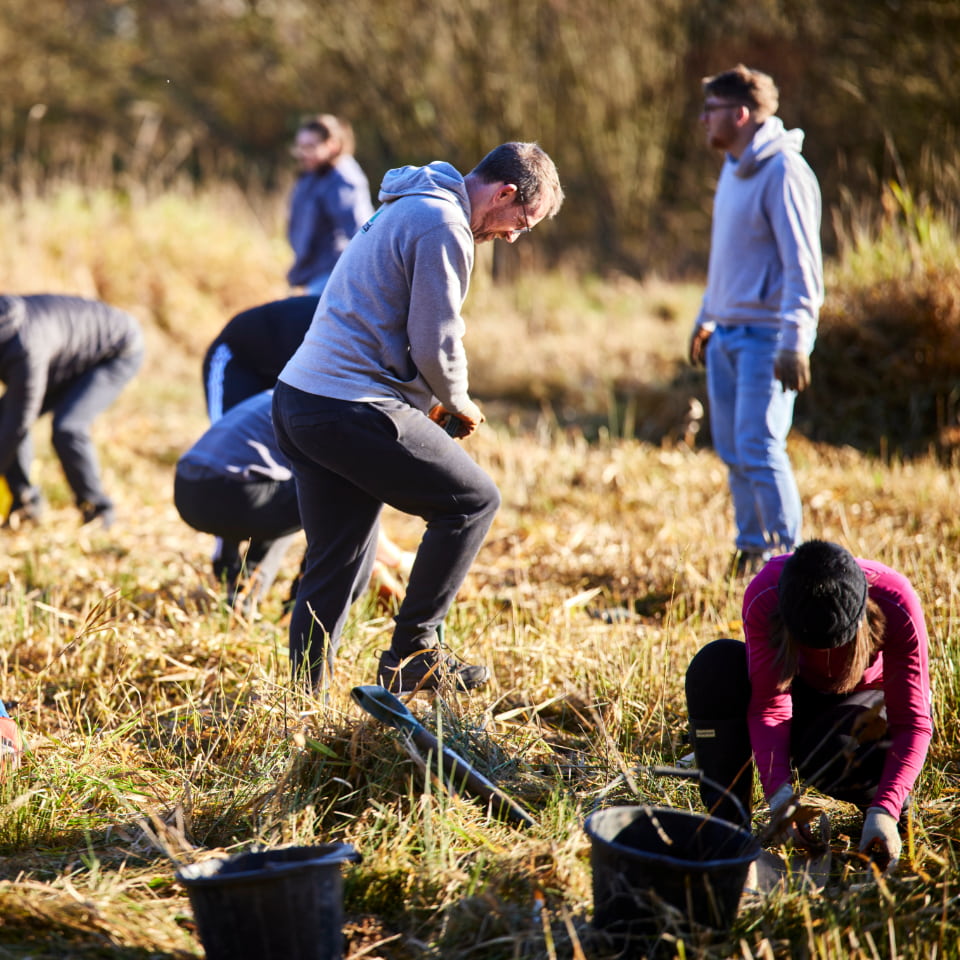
0,186,957,959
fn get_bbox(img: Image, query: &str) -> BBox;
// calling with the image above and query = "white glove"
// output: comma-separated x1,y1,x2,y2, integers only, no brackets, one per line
764,783,798,840
768,783,796,818
765,783,825,851
859,807,901,871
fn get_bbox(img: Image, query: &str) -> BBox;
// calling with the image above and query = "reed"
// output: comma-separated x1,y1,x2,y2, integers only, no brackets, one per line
0,183,956,959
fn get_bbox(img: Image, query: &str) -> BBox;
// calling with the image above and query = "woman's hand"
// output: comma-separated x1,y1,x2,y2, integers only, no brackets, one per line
859,807,901,872
765,783,828,853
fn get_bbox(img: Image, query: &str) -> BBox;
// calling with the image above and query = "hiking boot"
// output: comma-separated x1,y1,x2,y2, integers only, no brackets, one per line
377,647,490,694
79,500,115,529
729,549,770,578
4,489,44,530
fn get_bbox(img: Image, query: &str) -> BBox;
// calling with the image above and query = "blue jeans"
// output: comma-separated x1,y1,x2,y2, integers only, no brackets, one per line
272,383,500,686
706,325,801,553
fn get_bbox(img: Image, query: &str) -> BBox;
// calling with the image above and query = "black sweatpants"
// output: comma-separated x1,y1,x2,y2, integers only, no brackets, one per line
174,470,301,599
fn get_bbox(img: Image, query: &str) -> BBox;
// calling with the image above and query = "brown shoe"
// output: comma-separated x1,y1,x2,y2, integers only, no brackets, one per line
376,648,490,694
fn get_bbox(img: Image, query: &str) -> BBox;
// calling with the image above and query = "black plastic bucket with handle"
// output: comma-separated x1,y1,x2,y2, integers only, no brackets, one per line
176,842,361,960
584,804,760,942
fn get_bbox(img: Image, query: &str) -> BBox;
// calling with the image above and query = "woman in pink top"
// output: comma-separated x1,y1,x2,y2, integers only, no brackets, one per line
684,540,932,869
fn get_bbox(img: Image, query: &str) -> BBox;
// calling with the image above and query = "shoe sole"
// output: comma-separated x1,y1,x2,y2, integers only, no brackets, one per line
377,666,490,695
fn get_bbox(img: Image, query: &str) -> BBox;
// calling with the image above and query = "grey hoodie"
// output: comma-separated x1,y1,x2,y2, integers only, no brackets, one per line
279,161,475,415
694,117,823,355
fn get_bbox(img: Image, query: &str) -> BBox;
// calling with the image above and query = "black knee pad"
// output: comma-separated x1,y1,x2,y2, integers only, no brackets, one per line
685,638,750,718
685,639,753,825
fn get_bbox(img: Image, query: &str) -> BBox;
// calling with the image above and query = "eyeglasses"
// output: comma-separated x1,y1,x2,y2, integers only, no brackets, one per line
701,101,741,114
514,191,531,237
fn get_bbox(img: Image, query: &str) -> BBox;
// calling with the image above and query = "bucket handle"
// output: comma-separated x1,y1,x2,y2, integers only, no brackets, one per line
646,765,751,828
259,843,363,871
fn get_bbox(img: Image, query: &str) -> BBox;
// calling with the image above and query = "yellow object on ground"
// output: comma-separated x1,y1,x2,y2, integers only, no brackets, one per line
0,476,12,522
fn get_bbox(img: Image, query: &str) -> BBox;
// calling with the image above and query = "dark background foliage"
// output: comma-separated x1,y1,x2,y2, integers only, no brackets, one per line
2,0,958,275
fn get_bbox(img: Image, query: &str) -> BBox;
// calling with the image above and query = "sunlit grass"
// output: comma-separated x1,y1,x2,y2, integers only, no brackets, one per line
829,183,960,290
0,183,956,957
0,408,957,957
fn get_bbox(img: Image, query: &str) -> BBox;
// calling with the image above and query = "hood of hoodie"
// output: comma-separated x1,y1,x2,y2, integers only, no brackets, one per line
734,116,806,179
378,161,469,213
0,295,25,347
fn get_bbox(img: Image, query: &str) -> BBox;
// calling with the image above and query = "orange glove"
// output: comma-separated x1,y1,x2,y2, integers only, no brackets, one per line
428,401,484,439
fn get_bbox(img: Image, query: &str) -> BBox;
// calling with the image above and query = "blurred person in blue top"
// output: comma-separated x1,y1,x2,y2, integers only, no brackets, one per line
688,65,823,575
274,141,564,692
175,390,413,615
196,295,415,606
286,114,374,296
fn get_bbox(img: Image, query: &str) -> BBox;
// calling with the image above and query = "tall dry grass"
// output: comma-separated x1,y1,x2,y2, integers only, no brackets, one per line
0,185,956,958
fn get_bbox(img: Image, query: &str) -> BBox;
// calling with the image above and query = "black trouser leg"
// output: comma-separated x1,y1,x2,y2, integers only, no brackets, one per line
685,638,754,826
790,679,889,807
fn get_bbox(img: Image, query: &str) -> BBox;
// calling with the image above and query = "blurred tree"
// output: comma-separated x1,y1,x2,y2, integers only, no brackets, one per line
0,0,957,273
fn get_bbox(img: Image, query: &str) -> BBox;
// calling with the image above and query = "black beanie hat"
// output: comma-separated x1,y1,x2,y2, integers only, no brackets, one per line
777,540,868,649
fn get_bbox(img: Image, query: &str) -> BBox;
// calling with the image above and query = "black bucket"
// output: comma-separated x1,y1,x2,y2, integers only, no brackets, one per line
584,805,760,942
176,843,362,960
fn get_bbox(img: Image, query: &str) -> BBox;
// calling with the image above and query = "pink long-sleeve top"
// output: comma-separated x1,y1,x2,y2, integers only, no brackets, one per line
743,555,932,818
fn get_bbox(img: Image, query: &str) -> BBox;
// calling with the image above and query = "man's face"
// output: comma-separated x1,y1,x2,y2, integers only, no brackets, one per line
700,99,743,152
291,131,338,173
470,184,544,244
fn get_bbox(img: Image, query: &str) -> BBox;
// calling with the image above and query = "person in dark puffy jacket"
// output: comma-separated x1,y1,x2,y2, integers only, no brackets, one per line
0,294,144,529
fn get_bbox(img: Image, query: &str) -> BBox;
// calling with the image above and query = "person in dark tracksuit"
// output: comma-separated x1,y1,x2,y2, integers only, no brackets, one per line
200,296,319,589
202,296,320,423
0,294,144,529
175,389,410,612
175,390,301,611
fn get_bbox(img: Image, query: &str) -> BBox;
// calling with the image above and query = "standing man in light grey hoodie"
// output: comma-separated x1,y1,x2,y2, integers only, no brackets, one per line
273,142,564,691
689,65,823,576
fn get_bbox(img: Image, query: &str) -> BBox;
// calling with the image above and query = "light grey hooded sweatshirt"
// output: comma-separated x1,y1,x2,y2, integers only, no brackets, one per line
279,161,475,415
694,116,823,356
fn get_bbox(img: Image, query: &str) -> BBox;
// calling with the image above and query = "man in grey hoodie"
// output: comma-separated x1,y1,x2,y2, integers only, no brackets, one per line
274,141,563,691
688,65,823,575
